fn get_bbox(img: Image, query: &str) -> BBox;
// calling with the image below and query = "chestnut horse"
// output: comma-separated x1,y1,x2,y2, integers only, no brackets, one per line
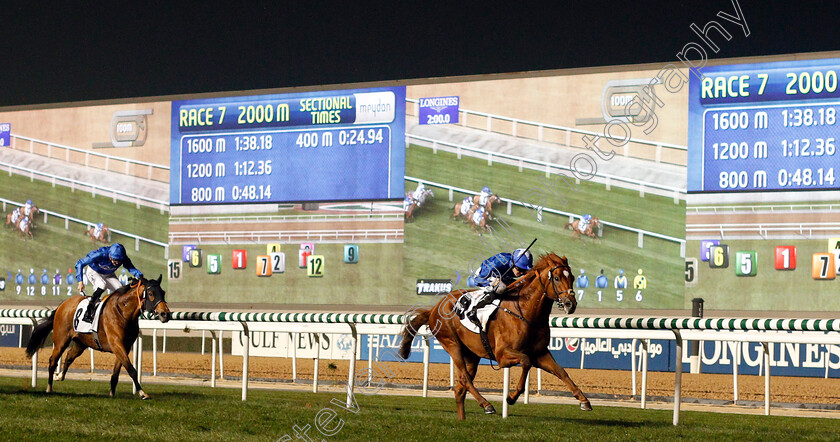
473,193,501,218
5,208,22,229
450,198,477,222
564,217,601,244
399,253,590,419
85,224,111,243
24,204,40,229
404,198,418,221
25,275,171,398
469,208,490,234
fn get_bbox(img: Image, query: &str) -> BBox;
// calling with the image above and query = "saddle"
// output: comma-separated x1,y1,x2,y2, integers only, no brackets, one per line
455,291,501,334
73,294,110,334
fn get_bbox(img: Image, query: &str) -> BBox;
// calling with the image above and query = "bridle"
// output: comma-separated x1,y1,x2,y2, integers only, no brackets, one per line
140,283,165,318
122,280,164,319
540,264,576,309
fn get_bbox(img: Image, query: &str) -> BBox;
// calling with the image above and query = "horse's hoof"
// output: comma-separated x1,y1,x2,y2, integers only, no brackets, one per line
484,404,496,414
580,401,592,411
46,386,52,394
506,395,517,406
139,390,150,400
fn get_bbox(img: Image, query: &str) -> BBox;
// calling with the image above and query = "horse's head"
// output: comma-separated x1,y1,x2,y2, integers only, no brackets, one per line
534,253,577,314
139,275,170,322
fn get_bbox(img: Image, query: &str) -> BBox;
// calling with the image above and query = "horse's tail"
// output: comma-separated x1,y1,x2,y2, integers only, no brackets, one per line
25,310,56,358
398,307,431,360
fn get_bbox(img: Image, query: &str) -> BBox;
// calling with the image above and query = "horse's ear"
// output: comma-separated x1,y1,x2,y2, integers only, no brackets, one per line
157,274,163,283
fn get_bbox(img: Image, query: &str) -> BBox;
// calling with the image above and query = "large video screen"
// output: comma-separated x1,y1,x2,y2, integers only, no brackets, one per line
0,54,834,312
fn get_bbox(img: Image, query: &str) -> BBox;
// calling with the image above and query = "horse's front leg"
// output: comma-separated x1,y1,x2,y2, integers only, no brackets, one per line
534,350,591,411
112,345,149,399
496,350,531,406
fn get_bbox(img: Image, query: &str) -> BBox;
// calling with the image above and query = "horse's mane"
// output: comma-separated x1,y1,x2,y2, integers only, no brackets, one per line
111,277,155,297
110,282,137,297
532,252,568,272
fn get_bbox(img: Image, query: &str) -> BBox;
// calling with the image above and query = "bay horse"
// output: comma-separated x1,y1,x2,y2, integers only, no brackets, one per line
85,223,111,243
25,275,171,398
564,217,601,244
399,253,590,419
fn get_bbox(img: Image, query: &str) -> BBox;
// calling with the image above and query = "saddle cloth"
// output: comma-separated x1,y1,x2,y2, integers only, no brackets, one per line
457,290,501,334
73,296,109,333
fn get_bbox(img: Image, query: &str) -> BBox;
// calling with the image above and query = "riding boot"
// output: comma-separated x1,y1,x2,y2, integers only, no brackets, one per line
466,289,494,330
83,288,104,323
468,290,497,361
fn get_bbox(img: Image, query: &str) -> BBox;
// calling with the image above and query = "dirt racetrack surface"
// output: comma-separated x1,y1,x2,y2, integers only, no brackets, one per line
2,347,839,407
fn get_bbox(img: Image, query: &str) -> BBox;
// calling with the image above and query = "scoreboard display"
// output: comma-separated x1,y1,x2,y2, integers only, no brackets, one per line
170,86,406,205
688,58,840,193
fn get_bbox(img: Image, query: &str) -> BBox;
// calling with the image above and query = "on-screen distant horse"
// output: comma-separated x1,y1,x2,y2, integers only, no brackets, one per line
18,216,33,240
5,208,22,229
23,204,40,229
451,197,478,222
413,187,434,208
25,275,171,398
405,188,434,221
399,253,590,419
404,197,419,221
564,217,601,244
469,207,490,234
85,223,111,243
473,193,501,220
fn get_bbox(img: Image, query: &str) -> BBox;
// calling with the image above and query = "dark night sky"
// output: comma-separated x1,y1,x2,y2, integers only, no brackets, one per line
1,2,837,106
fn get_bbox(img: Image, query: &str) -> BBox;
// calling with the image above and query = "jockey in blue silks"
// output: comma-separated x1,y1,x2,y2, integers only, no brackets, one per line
75,243,143,323
465,248,533,331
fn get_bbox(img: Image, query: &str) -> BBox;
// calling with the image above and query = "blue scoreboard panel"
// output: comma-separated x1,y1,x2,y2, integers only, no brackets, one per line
170,86,406,205
688,58,840,193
